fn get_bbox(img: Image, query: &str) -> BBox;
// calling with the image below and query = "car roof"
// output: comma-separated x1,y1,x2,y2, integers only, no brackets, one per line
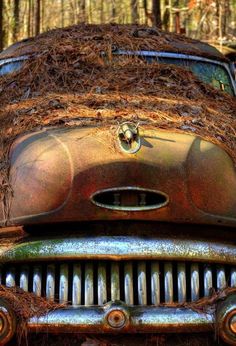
0,24,228,63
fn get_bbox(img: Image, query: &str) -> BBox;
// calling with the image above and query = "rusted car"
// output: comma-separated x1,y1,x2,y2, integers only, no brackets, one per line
0,25,235,345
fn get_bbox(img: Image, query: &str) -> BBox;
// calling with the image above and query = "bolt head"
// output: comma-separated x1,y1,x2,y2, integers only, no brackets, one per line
107,309,126,329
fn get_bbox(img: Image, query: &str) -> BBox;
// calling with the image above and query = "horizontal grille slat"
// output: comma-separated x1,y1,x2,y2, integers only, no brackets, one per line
1,260,235,306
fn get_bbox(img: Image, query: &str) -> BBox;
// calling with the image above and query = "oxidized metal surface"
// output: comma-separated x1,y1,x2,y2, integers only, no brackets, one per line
0,300,16,345
217,294,236,345
2,127,236,227
2,236,236,264
28,303,214,333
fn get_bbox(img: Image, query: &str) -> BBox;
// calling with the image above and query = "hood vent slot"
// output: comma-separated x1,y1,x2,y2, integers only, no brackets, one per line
91,187,168,211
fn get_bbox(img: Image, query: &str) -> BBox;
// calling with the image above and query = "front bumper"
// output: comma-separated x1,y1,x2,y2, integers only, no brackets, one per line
28,303,213,334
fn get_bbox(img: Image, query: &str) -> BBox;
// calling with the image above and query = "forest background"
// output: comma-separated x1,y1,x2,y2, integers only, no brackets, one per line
0,0,236,53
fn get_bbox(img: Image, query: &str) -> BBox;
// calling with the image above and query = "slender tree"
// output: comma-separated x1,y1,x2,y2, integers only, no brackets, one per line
111,0,116,22
61,0,65,27
0,0,3,51
13,0,20,42
152,0,161,27
131,0,139,23
35,0,41,35
79,0,86,22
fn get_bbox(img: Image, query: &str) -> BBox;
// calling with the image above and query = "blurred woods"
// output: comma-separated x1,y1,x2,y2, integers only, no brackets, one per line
0,0,236,51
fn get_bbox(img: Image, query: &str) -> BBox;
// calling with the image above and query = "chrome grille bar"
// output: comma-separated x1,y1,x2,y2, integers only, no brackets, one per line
203,266,212,297
137,261,147,305
164,262,173,303
217,266,226,290
191,263,199,302
20,266,29,292
98,262,107,305
72,264,82,306
124,262,134,305
151,261,160,305
177,262,186,303
85,263,94,305
231,268,236,287
33,266,42,297
1,260,236,306
111,262,120,301
46,264,55,301
6,268,15,288
59,264,69,304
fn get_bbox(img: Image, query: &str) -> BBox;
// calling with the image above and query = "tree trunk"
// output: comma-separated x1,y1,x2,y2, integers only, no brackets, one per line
111,0,116,22
13,0,20,42
61,0,65,27
131,0,138,24
100,0,104,23
0,0,3,51
143,0,148,24
35,0,40,36
27,0,31,37
79,0,86,22
152,0,161,28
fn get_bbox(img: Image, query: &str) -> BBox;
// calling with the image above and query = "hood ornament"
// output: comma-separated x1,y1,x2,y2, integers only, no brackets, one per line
118,121,141,154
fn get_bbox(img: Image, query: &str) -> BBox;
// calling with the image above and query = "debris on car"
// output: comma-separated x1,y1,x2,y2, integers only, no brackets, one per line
0,24,236,345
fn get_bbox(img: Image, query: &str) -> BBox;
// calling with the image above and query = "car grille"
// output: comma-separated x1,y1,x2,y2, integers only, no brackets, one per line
1,260,236,306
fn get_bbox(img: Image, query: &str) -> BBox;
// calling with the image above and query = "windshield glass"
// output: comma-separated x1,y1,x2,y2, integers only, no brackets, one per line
144,55,234,96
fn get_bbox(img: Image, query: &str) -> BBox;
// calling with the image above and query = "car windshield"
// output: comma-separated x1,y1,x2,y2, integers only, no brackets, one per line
114,51,235,96
148,56,234,96
0,52,235,96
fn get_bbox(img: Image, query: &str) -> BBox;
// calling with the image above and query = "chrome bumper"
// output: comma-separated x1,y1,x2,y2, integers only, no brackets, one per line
28,303,213,334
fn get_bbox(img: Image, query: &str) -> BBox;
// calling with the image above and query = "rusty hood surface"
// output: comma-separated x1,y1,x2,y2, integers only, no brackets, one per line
1,126,236,227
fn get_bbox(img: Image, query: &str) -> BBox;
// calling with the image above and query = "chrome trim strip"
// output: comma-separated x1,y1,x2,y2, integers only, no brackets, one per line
0,56,28,66
3,236,236,264
28,305,214,333
91,187,169,211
